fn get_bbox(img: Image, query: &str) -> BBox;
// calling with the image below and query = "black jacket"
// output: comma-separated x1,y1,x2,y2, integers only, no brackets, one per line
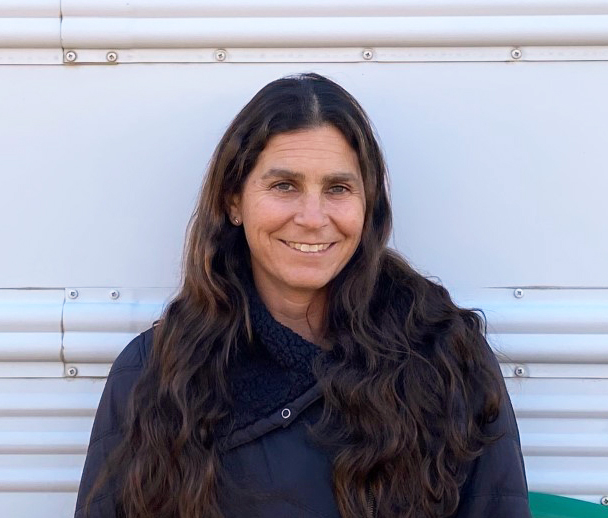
75,295,531,518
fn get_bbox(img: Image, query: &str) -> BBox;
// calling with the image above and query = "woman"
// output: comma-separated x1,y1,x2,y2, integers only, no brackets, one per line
75,73,531,518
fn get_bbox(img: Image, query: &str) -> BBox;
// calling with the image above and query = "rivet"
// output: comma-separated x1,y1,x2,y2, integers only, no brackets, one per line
66,366,78,377
362,48,374,60
601,496,608,506
67,289,79,299
214,49,227,61
106,51,118,62
281,408,291,419
514,288,524,299
65,50,77,62
109,289,120,300
514,365,527,377
511,48,522,60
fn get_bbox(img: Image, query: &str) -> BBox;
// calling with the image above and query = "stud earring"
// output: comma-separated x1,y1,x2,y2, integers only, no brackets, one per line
233,217,240,225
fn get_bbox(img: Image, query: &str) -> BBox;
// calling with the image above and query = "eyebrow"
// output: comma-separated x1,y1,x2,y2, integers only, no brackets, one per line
261,168,360,183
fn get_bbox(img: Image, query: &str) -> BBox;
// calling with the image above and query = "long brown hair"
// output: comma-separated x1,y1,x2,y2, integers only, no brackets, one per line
87,73,503,517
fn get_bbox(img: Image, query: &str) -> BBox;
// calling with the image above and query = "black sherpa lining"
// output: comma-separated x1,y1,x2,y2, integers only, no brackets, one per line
219,279,324,436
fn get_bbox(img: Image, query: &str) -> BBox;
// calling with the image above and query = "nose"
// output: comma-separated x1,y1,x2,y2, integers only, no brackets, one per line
293,192,329,229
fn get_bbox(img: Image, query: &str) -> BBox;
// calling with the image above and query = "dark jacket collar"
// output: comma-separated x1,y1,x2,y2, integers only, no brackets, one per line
247,280,322,373
217,279,326,450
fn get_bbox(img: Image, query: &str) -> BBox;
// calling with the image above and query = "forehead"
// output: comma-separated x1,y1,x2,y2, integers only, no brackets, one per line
252,125,360,175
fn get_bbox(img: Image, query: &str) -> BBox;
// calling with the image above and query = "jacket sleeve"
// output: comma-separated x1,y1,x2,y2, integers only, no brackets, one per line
74,330,150,518
453,353,531,518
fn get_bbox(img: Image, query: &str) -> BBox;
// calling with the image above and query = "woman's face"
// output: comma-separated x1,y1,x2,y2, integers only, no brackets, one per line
230,124,366,299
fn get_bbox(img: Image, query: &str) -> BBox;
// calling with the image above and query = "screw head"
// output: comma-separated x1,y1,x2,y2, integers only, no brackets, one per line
514,288,524,299
66,366,78,377
601,496,608,506
109,289,120,300
511,48,522,60
65,50,77,62
514,365,527,377
67,289,79,299
106,51,118,62
214,49,227,61
362,48,373,60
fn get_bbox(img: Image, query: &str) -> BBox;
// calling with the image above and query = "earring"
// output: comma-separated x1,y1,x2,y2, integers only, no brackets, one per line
233,217,240,225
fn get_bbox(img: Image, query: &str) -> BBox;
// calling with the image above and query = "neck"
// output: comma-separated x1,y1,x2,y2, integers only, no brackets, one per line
252,277,328,348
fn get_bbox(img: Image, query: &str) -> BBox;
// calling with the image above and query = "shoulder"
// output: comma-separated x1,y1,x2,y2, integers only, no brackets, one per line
88,327,154,443
108,326,154,377
75,327,157,516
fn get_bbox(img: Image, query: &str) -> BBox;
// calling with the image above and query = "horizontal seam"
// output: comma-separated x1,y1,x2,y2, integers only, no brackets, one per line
486,432,521,449
108,365,142,377
88,428,121,449
502,432,521,445
463,493,528,500
278,496,335,518
75,490,114,513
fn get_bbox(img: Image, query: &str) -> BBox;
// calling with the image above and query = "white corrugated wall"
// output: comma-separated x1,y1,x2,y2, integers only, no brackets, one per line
1,1,608,515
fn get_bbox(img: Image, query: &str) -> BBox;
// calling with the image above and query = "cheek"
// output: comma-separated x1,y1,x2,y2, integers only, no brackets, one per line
242,198,292,241
336,202,366,241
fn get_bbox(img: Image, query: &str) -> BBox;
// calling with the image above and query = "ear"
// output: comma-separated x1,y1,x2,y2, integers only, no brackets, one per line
228,193,242,224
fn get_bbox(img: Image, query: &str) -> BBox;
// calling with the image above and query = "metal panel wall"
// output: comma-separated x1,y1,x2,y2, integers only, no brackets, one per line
1,0,608,516
1,288,608,513
7,1,608,63
0,0,60,64
2,62,606,289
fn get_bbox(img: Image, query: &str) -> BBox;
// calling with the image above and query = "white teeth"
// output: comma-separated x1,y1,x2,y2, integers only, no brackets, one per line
286,241,331,253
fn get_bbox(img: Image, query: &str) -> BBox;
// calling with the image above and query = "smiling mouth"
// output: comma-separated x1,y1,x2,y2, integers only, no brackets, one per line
280,240,334,253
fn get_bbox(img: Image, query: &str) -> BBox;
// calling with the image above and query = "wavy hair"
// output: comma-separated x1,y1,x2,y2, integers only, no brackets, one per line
86,73,504,518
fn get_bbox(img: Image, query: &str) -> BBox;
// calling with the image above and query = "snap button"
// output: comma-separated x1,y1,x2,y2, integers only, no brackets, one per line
281,408,291,419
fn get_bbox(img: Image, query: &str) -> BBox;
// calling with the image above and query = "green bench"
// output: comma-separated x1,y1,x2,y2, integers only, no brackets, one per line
530,493,608,517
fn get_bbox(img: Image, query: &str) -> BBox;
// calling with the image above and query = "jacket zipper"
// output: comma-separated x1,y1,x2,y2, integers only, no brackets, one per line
366,485,375,518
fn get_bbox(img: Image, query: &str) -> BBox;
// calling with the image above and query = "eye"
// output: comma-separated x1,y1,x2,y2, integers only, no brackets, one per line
272,182,295,192
328,185,349,194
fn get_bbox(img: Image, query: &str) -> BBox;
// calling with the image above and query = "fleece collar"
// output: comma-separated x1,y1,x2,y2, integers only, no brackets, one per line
217,279,326,448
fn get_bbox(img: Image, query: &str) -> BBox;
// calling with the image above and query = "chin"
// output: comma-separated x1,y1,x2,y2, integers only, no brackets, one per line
284,275,332,293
